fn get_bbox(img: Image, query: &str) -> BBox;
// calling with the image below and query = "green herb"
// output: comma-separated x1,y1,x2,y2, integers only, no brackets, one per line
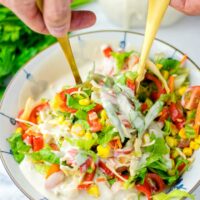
30,147,60,164
108,178,117,186
7,132,31,163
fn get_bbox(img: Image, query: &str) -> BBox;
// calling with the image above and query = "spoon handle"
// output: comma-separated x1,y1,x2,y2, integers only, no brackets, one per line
136,0,170,90
36,0,82,84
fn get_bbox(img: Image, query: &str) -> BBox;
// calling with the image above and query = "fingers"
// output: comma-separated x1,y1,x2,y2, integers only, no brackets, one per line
0,0,96,37
43,0,71,37
170,0,200,15
1,0,48,34
70,11,96,32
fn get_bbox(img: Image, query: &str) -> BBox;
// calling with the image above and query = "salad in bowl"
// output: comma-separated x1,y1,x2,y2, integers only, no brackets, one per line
7,44,199,200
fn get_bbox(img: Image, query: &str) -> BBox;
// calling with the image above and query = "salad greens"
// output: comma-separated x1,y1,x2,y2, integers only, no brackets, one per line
7,45,199,200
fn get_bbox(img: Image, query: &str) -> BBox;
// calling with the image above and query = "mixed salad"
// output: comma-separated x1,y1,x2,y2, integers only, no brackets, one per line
8,46,200,200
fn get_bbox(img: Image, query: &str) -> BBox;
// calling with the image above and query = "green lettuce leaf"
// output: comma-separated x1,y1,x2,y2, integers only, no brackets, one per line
157,58,180,71
153,189,194,200
185,125,196,139
7,132,30,163
30,147,60,164
67,94,96,112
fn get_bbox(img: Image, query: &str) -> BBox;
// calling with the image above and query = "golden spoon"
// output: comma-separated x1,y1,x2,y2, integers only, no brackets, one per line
36,0,82,84
136,0,170,91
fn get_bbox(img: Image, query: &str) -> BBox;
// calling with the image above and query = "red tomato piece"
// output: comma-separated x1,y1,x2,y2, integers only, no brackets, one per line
88,112,102,132
126,79,136,91
177,163,186,174
89,104,103,113
22,133,33,146
145,73,166,101
182,86,200,110
29,102,49,124
158,107,169,122
103,46,113,57
146,173,165,193
141,103,148,113
60,88,78,101
169,103,185,129
135,179,152,200
32,135,44,152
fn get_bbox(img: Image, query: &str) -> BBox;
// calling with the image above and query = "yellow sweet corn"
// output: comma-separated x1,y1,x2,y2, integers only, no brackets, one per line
183,147,193,157
195,135,200,144
79,98,90,106
179,128,187,139
71,124,85,137
100,110,108,120
162,70,169,80
190,141,200,150
87,184,100,197
58,116,65,124
51,94,62,110
97,144,111,158
168,169,176,176
156,63,163,69
84,131,93,140
178,86,187,96
166,136,178,148
15,127,23,134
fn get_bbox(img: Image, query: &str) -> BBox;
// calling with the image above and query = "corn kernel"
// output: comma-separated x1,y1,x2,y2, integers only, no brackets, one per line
156,63,163,69
171,159,175,168
166,136,178,148
71,124,85,136
16,127,23,134
162,70,169,80
183,147,193,157
58,116,65,124
87,184,100,197
168,169,176,176
171,149,179,159
51,94,62,110
100,110,108,120
97,144,111,158
190,141,200,150
178,86,187,96
79,98,90,106
84,131,92,140
195,135,200,144
179,128,187,139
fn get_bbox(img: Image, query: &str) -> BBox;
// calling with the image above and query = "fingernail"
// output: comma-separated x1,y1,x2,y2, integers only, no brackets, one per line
49,26,68,37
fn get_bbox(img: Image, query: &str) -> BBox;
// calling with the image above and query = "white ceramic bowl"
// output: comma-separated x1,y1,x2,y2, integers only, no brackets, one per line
0,30,200,200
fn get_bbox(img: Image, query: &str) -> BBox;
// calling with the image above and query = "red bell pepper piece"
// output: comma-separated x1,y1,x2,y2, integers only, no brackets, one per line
77,169,96,190
98,160,115,178
145,73,166,101
135,179,152,200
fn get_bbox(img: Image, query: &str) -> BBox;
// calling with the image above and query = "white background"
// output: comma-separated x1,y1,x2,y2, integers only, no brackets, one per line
0,1,200,199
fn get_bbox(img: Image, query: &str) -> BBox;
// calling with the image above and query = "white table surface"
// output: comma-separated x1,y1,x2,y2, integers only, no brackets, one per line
1,2,200,199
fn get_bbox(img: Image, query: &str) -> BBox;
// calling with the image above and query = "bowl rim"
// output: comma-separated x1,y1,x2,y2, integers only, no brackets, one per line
0,29,199,200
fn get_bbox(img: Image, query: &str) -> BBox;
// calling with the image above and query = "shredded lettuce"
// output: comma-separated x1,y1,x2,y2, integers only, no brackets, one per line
7,132,30,163
184,125,196,139
144,100,164,130
153,189,195,200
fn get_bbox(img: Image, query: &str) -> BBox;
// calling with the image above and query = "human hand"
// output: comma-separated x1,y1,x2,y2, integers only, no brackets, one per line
0,0,96,37
170,0,200,15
